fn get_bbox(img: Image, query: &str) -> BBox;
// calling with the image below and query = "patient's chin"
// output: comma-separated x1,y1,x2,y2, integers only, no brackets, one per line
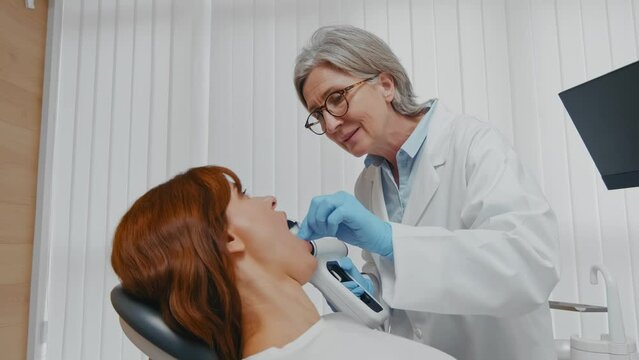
304,240,313,253
294,256,318,286
305,257,319,282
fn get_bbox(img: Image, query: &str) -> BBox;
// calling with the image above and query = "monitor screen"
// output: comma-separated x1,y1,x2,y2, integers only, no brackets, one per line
559,60,639,190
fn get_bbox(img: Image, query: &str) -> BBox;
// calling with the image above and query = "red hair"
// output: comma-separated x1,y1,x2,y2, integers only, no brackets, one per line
111,166,243,360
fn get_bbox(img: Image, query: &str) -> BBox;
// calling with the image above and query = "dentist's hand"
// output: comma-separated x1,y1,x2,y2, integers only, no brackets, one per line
325,257,375,312
298,191,393,257
337,257,375,297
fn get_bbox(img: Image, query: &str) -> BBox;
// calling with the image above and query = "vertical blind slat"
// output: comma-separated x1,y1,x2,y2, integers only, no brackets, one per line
47,0,83,357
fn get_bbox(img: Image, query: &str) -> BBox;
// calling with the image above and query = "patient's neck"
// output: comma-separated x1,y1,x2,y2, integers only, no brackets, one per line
235,261,320,358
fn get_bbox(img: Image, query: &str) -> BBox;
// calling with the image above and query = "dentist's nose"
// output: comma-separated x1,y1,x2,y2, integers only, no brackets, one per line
323,111,343,135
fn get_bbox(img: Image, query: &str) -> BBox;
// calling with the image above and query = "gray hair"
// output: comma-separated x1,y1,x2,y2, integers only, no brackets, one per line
294,25,427,117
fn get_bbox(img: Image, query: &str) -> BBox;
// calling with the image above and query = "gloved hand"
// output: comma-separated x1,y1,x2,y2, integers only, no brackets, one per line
298,191,393,257
325,257,376,312
337,257,375,297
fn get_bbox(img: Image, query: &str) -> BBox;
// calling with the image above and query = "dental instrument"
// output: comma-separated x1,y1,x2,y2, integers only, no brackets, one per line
288,220,389,329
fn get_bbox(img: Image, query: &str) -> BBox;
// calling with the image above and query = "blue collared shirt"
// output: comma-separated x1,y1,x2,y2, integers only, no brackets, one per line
364,99,438,222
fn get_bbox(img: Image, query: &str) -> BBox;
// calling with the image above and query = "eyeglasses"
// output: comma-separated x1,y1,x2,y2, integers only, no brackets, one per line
304,75,379,135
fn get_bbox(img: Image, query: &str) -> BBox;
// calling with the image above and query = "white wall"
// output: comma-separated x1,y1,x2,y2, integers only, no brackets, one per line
30,0,639,359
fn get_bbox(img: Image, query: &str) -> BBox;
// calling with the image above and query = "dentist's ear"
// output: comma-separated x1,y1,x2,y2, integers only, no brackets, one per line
225,231,245,254
378,73,395,102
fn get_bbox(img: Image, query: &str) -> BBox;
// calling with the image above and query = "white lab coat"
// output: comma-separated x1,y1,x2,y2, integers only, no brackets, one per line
354,103,560,360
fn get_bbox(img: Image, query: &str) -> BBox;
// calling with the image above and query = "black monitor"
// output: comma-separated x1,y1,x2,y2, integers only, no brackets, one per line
559,60,639,190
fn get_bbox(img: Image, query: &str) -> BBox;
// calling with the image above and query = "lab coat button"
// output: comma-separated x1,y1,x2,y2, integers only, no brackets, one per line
414,328,422,339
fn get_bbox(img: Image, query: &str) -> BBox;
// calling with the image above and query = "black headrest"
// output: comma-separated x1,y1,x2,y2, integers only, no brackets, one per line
110,284,218,360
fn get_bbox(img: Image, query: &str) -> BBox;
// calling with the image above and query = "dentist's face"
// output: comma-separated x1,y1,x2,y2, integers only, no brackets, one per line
225,188,317,284
302,64,394,157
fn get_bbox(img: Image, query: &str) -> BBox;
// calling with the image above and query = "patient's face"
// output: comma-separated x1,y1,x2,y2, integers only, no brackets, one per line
225,188,317,284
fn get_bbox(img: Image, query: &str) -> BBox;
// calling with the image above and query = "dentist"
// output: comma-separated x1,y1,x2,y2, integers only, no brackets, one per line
294,25,560,360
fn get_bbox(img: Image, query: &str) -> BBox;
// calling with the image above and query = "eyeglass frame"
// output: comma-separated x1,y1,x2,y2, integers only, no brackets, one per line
304,74,379,135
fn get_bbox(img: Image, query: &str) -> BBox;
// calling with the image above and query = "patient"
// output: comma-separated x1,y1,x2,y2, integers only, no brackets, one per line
111,165,454,360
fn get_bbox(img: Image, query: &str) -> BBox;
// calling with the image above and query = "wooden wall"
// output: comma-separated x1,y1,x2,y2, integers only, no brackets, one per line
0,1,48,359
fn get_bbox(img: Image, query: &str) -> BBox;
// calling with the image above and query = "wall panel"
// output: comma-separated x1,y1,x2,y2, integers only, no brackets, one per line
272,0,299,217
528,0,580,340
252,0,275,196
482,0,513,142
458,0,489,120
147,0,172,189
433,0,463,111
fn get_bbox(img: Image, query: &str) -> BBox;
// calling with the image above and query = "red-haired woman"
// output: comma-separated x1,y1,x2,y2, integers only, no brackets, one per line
111,166,454,360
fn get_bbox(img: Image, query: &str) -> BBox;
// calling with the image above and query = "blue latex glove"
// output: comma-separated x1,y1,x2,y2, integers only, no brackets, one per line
325,257,376,312
298,191,393,257
337,257,375,297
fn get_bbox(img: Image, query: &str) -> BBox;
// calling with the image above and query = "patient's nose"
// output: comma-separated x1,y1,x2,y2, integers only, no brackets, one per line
259,196,277,209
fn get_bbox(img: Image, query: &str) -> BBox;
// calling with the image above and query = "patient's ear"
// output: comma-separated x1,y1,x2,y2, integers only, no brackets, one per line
225,230,245,254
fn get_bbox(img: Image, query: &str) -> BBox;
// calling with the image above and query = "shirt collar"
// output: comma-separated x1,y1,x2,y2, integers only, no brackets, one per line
364,98,438,168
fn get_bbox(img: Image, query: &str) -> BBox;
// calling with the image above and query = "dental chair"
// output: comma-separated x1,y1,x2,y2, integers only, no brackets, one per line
110,285,218,360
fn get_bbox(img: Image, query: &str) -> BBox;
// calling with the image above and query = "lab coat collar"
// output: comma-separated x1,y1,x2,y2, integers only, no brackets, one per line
361,102,455,225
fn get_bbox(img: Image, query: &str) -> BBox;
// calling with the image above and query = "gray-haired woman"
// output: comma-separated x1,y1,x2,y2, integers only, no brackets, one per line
294,25,560,360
